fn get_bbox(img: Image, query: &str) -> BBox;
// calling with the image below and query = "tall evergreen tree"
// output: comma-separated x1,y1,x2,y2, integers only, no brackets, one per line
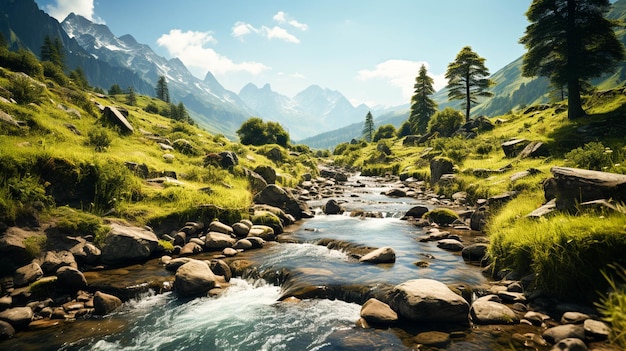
445,46,493,122
126,86,137,106
408,65,437,134
40,36,64,68
69,67,89,89
362,111,374,142
156,75,170,103
519,0,625,119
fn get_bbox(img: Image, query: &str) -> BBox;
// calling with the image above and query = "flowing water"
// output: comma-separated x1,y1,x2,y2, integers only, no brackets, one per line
2,176,493,350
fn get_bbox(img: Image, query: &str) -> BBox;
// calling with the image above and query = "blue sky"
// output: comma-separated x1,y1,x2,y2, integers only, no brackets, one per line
35,0,532,107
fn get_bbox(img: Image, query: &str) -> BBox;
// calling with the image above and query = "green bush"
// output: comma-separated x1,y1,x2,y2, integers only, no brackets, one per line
0,49,43,78
42,61,69,86
597,264,626,348
423,208,460,225
428,107,464,137
373,124,397,142
565,141,612,171
9,74,45,104
87,128,112,152
24,235,47,259
144,102,159,114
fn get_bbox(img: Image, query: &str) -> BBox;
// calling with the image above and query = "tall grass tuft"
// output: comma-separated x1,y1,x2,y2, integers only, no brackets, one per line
597,264,626,348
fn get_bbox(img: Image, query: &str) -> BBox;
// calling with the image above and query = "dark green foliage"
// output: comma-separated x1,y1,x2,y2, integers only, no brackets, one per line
168,102,193,124
144,102,159,114
0,49,43,78
372,124,396,142
87,128,112,152
362,111,375,142
156,75,170,103
427,107,464,137
520,0,625,119
69,67,89,89
9,74,45,104
565,141,614,170
40,36,64,69
108,84,123,95
397,121,412,137
126,86,136,106
237,117,290,147
409,64,438,134
290,144,311,154
446,46,493,122
42,61,69,86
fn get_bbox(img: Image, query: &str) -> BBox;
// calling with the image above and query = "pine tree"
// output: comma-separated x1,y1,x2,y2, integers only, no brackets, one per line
520,0,625,119
408,65,437,135
362,111,374,142
156,75,170,103
445,46,493,122
126,86,137,106
40,36,64,68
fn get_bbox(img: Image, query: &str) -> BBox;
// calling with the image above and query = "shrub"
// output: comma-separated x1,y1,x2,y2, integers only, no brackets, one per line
144,102,159,114
0,49,43,78
565,141,612,171
9,74,45,104
87,128,112,152
373,124,396,142
597,264,626,348
42,61,69,86
423,208,460,225
428,107,464,137
158,239,174,252
24,235,47,259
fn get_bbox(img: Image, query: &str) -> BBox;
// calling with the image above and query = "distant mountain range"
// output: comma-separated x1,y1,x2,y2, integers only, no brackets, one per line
1,0,624,147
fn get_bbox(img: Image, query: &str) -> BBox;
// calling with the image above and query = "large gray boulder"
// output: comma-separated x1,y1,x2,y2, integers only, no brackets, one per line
103,106,133,134
360,298,398,325
173,260,218,297
323,199,344,215
56,266,87,291
0,307,33,330
254,165,277,184
430,157,454,186
0,227,38,274
204,232,236,250
93,291,122,315
13,262,43,287
359,247,396,264
41,250,77,274
388,279,469,323
101,223,159,265
254,184,309,220
470,295,519,325
549,167,626,210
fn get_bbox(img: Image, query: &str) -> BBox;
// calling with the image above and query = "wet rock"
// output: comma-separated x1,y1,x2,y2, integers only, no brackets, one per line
173,260,217,297
245,237,266,248
360,298,398,325
583,319,610,340
93,291,122,315
223,247,238,257
543,324,585,344
248,225,276,241
164,258,192,272
524,311,550,326
561,311,590,324
56,266,87,291
461,243,488,262
209,221,233,235
41,250,77,274
323,199,344,215
180,242,203,256
389,279,469,323
204,232,236,250
550,338,587,351
0,296,12,310
385,188,407,197
254,184,309,220
470,295,519,325
359,247,396,264
0,306,33,330
232,222,250,238
70,241,101,265
0,320,15,339
13,262,43,288
437,239,464,252
401,205,429,220
101,223,159,265
413,331,451,348
210,260,232,282
233,239,253,250
173,232,187,246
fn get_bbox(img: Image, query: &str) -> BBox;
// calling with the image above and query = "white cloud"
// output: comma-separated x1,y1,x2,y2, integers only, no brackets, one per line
157,29,269,77
273,11,309,31
262,26,300,43
44,0,103,23
232,21,257,39
357,60,446,100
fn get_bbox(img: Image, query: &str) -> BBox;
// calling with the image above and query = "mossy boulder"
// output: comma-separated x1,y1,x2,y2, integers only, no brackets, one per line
423,208,460,226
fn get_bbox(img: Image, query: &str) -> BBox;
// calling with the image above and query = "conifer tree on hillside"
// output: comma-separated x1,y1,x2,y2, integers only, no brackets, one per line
362,111,374,142
445,46,493,122
520,0,625,120
156,75,170,103
126,86,137,106
40,35,64,68
408,64,437,135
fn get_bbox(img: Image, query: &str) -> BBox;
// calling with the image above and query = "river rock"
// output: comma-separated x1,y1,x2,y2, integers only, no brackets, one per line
209,221,233,235
55,266,87,291
550,338,588,351
470,295,519,325
413,331,451,348
93,291,122,315
389,279,469,323
180,242,203,256
323,199,344,215
561,311,590,324
164,257,192,272
0,307,33,330
69,241,101,265
0,320,15,339
173,260,217,297
0,227,36,274
254,165,277,184
232,222,250,238
359,247,396,264
13,262,43,288
41,250,77,274
210,260,232,282
253,184,309,220
204,232,236,250
437,239,464,252
401,205,429,220
583,319,610,340
360,298,398,325
246,237,266,248
101,223,159,265
173,232,187,246
543,324,585,344
223,247,238,257
248,225,275,241
233,239,253,250
430,157,454,186
461,243,488,262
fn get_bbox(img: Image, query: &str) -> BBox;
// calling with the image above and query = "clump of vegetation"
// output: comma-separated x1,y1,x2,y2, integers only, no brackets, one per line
423,208,460,226
597,264,626,349
52,207,110,239
24,235,47,259
427,107,464,137
9,74,45,104
87,128,112,152
565,141,616,171
158,239,174,252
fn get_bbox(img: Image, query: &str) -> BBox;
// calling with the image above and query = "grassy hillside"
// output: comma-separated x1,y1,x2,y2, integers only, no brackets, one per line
0,60,318,235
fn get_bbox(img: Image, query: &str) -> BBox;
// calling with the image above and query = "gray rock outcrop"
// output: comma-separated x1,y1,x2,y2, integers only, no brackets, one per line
101,223,159,265
173,260,218,297
388,279,469,323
